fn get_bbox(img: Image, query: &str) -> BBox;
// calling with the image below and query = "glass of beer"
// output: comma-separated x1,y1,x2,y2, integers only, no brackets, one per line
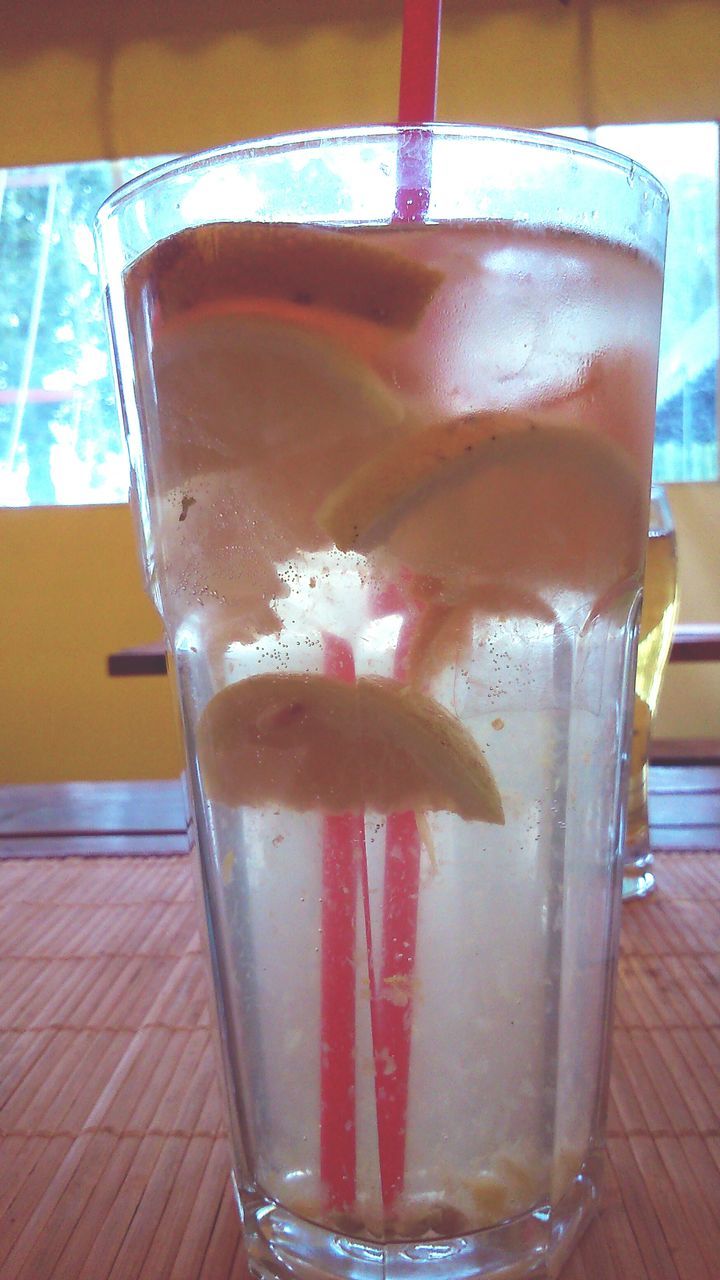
624,486,679,899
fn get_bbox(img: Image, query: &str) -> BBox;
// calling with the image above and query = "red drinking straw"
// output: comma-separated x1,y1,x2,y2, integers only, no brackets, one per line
394,0,443,223
320,637,385,1215
320,817,359,1209
320,634,361,1210
320,0,443,1221
376,617,423,1208
397,0,442,124
374,0,444,1211
367,581,427,1209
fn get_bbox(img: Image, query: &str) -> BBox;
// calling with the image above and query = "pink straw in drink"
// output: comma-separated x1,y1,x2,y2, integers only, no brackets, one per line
320,635,362,1210
377,0,443,1211
394,0,443,223
320,635,384,1215
319,0,443,1223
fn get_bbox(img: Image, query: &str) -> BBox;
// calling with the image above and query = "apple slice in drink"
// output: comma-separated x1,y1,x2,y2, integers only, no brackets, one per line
128,222,443,331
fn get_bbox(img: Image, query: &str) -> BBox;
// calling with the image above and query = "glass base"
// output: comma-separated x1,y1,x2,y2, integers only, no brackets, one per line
622,849,656,901
235,1156,602,1280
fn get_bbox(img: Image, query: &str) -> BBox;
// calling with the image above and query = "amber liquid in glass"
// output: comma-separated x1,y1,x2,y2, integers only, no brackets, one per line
624,513,679,898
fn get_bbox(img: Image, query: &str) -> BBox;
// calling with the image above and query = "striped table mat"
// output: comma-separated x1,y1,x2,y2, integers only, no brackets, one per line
1,852,718,1280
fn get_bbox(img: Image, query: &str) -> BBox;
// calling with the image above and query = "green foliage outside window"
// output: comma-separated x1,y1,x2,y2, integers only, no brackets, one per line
0,127,718,506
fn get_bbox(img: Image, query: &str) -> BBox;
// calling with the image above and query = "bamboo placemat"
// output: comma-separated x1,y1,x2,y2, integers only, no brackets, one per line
1,852,718,1280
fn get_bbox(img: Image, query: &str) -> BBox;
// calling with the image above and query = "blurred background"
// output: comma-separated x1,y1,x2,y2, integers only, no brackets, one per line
0,0,718,782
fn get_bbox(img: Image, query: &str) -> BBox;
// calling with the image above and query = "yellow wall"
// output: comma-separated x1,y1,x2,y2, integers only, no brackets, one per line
2,2,720,166
654,484,720,743
1,487,717,785
0,504,183,782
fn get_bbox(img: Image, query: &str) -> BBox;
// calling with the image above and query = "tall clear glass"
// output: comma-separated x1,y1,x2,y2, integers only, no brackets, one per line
96,126,667,1280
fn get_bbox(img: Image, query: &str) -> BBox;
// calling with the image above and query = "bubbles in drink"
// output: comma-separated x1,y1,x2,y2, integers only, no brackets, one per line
124,214,662,1244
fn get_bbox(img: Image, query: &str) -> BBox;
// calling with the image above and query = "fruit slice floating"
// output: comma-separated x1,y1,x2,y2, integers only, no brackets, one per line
152,309,405,480
128,222,443,330
197,672,504,823
318,412,645,599
318,412,510,553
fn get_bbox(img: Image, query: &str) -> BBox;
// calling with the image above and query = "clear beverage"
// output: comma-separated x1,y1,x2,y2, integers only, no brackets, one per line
624,488,679,898
97,128,667,1280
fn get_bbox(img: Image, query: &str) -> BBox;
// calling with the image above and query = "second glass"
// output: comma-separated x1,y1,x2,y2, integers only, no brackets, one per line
97,127,667,1280
624,486,680,899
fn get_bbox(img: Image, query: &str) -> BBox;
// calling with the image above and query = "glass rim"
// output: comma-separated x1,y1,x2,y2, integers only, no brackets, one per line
96,121,669,227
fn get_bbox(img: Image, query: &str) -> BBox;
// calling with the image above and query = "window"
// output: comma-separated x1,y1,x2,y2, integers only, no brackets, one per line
551,122,719,484
0,125,717,506
0,158,167,506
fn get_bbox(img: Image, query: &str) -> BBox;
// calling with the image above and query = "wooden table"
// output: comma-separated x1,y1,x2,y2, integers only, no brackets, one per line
1,844,719,1280
2,758,719,858
106,624,720,678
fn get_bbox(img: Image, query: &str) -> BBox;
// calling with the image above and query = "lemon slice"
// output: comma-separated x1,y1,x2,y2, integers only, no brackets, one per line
150,310,407,538
318,412,507,553
318,412,645,598
197,672,504,823
128,222,443,331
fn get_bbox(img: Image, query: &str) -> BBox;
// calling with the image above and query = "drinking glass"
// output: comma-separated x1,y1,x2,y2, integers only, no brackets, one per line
624,486,680,899
96,126,667,1280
